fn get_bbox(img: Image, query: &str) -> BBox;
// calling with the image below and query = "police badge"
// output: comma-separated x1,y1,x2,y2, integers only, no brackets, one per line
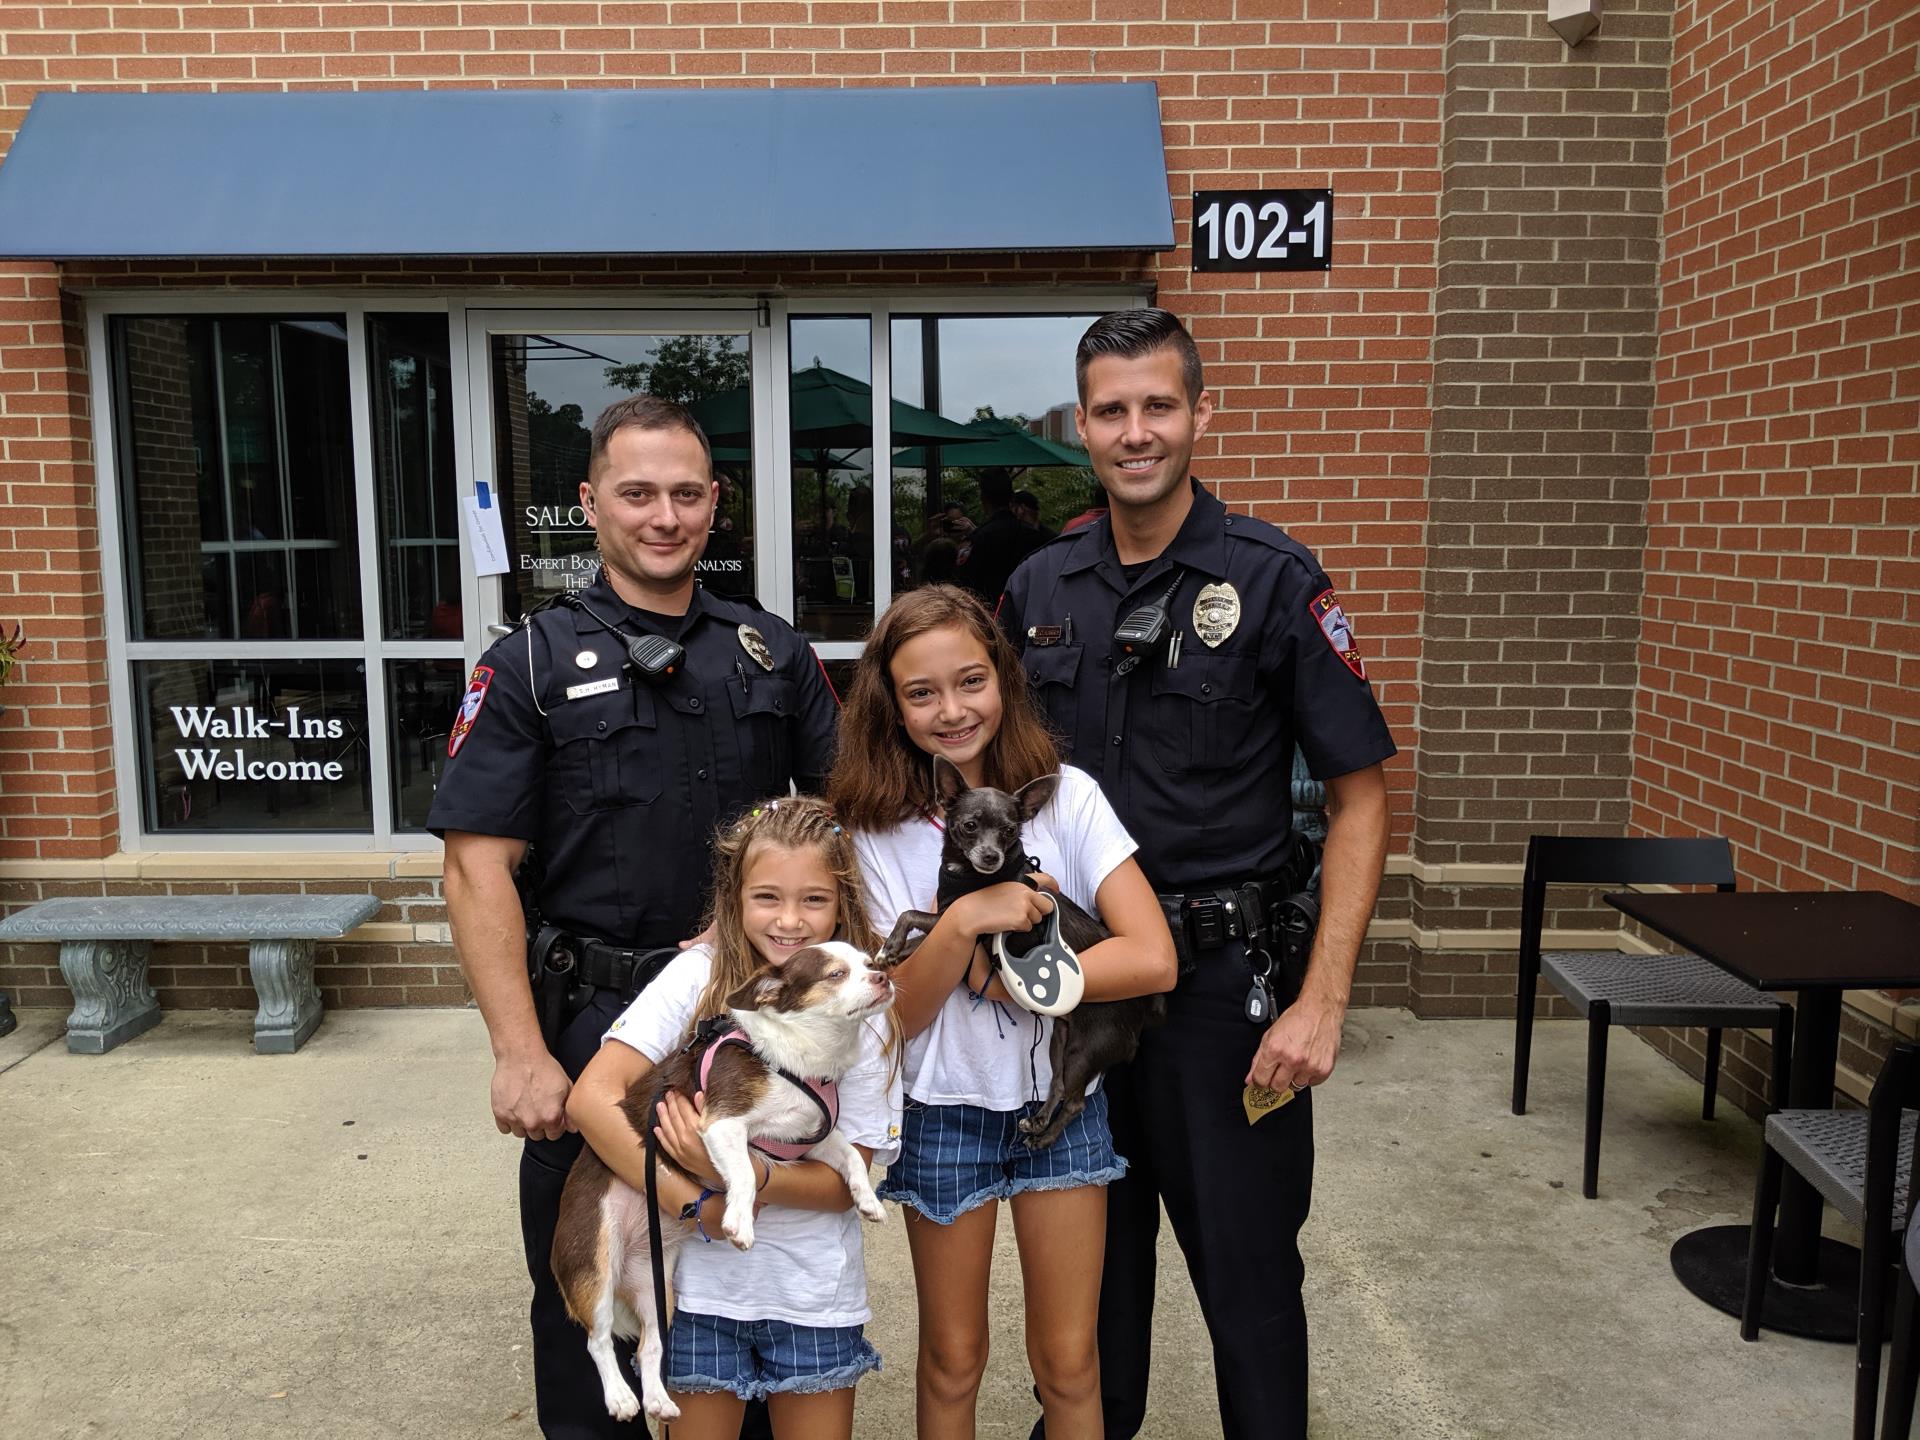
1192,582,1241,648
737,624,775,671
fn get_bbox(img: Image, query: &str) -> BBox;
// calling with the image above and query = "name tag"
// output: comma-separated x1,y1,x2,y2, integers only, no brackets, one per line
565,678,621,701
1027,625,1064,646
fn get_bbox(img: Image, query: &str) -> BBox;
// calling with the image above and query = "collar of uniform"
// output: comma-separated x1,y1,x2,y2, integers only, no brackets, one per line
1063,479,1230,588
574,570,709,640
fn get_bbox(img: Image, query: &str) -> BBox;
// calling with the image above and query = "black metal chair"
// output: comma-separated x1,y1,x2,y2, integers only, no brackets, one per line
1747,1041,1920,1440
1881,1199,1920,1438
1511,835,1792,1198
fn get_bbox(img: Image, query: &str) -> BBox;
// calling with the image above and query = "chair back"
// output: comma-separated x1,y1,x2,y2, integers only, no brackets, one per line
1869,1041,1920,1239
1518,835,1737,979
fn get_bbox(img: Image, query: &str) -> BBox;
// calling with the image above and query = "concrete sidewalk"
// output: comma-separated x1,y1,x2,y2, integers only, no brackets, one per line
0,1005,1847,1438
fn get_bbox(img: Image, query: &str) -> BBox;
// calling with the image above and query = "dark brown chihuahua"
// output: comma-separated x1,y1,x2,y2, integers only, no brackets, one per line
878,758,1166,1149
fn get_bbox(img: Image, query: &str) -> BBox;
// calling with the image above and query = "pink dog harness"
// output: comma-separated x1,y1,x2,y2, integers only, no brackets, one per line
696,1026,839,1163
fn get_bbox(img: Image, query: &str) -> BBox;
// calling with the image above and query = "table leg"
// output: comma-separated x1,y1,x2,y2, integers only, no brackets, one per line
1670,988,1859,1342
1775,988,1842,1284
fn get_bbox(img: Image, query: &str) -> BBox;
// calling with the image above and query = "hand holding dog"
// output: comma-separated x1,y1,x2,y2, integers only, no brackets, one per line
953,877,1058,940
493,1050,575,1141
654,1089,721,1188
1245,993,1346,1093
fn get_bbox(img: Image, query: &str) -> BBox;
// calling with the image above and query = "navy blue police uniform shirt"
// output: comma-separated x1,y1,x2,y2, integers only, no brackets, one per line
998,481,1396,894
426,572,838,946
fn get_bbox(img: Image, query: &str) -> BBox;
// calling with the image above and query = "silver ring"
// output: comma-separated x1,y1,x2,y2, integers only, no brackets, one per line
1288,1081,1306,1093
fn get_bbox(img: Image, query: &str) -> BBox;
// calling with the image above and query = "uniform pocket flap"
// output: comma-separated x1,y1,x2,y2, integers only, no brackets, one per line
1150,653,1254,704
547,686,655,743
728,676,794,721
1024,644,1083,689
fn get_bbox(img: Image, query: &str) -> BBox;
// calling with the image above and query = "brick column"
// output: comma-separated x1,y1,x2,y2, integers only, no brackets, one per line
1413,0,1676,1014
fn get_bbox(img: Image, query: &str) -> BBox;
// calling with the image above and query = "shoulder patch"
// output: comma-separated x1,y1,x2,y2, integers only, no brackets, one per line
1308,589,1367,680
448,665,494,757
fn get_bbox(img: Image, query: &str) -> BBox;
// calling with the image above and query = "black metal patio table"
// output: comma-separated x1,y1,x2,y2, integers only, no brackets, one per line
1605,889,1920,1342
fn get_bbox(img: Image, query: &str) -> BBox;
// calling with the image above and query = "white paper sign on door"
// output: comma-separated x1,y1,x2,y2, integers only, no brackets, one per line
464,481,510,577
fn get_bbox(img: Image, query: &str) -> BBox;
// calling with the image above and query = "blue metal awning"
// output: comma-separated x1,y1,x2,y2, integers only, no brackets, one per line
0,85,1173,259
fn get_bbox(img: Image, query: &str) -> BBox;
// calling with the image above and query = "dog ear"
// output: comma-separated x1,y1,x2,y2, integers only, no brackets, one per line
932,755,968,806
1013,772,1059,822
723,968,781,1012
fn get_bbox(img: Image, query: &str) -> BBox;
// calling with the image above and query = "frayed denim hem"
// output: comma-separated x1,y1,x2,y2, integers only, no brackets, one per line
882,1157,1128,1225
880,1177,1009,1225
760,1347,882,1397
663,1370,758,1401
1003,1156,1128,1200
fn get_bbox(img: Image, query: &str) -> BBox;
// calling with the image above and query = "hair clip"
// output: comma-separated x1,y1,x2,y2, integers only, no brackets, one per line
831,824,843,835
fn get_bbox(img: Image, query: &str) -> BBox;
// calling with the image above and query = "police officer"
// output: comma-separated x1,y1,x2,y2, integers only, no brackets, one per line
430,394,837,1439
1003,310,1394,1440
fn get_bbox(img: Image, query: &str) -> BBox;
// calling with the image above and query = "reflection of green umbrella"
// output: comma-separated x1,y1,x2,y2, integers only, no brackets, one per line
692,364,983,449
891,415,1090,471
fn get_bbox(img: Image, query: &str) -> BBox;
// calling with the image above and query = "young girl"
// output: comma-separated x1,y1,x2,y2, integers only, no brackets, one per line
568,798,902,1440
829,585,1177,1440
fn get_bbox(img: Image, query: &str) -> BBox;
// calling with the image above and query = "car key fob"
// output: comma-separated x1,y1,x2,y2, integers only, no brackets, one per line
992,903,1085,1017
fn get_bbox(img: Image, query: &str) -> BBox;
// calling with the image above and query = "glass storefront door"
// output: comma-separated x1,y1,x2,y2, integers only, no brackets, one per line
469,311,770,621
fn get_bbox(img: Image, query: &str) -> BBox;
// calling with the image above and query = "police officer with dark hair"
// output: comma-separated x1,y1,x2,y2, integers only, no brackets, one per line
429,394,836,1439
1005,309,1395,1440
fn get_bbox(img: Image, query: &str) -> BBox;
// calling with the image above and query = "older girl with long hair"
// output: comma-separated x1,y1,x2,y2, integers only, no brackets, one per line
830,584,1176,1440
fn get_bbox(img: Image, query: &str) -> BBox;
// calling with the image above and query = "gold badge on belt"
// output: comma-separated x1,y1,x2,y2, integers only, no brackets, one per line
1193,582,1241,648
737,624,775,671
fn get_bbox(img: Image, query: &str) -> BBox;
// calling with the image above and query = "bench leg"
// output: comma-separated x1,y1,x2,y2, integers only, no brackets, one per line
0,990,15,1039
249,938,324,1054
61,939,160,1054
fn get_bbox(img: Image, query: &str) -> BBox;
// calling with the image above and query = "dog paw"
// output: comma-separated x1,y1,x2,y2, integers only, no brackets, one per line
604,1385,641,1423
723,1206,756,1250
856,1194,887,1224
643,1393,681,1423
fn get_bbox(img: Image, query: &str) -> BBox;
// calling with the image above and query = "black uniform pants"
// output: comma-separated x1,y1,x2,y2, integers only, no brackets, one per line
1037,949,1315,1440
518,988,774,1440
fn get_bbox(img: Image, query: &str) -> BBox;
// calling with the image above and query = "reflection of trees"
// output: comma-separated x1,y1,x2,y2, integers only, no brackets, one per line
605,335,749,404
526,394,589,499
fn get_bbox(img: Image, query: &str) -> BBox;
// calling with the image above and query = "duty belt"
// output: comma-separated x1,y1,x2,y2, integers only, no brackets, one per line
1157,879,1288,956
576,938,682,998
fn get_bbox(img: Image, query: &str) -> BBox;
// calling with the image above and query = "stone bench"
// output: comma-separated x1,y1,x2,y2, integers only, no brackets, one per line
0,895,380,1055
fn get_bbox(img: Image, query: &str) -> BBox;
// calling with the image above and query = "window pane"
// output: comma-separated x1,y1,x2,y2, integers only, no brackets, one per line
889,314,1101,602
789,316,873,642
134,657,373,834
386,658,465,832
114,316,361,640
370,315,461,640
489,330,755,616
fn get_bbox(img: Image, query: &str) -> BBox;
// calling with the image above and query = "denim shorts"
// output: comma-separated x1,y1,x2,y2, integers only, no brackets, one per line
663,1311,881,1401
876,1086,1127,1224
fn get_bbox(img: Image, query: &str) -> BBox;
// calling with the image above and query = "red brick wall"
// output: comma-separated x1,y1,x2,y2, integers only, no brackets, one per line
1641,0,1920,897
0,1,1444,861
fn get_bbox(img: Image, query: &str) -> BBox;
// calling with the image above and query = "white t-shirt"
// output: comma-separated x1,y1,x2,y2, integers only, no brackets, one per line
602,946,903,1329
853,765,1139,1112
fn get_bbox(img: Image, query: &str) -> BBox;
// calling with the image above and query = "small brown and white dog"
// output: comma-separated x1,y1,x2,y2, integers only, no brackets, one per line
551,940,895,1424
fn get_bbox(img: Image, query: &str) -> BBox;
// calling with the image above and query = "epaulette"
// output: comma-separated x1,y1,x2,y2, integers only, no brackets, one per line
1222,510,1316,565
1039,521,1099,550
701,586,767,616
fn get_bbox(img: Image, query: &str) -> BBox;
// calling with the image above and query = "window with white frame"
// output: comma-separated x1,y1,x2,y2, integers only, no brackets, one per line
96,294,1134,848
106,309,463,843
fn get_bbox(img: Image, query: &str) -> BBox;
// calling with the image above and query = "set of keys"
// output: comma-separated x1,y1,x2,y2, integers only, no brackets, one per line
1243,944,1279,1024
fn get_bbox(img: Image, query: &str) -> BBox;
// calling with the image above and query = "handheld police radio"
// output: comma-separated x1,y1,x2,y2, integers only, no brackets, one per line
1113,569,1186,676
562,593,685,683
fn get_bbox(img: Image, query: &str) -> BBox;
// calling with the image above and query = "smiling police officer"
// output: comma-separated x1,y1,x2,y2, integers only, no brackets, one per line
1004,310,1395,1440
429,394,836,1439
